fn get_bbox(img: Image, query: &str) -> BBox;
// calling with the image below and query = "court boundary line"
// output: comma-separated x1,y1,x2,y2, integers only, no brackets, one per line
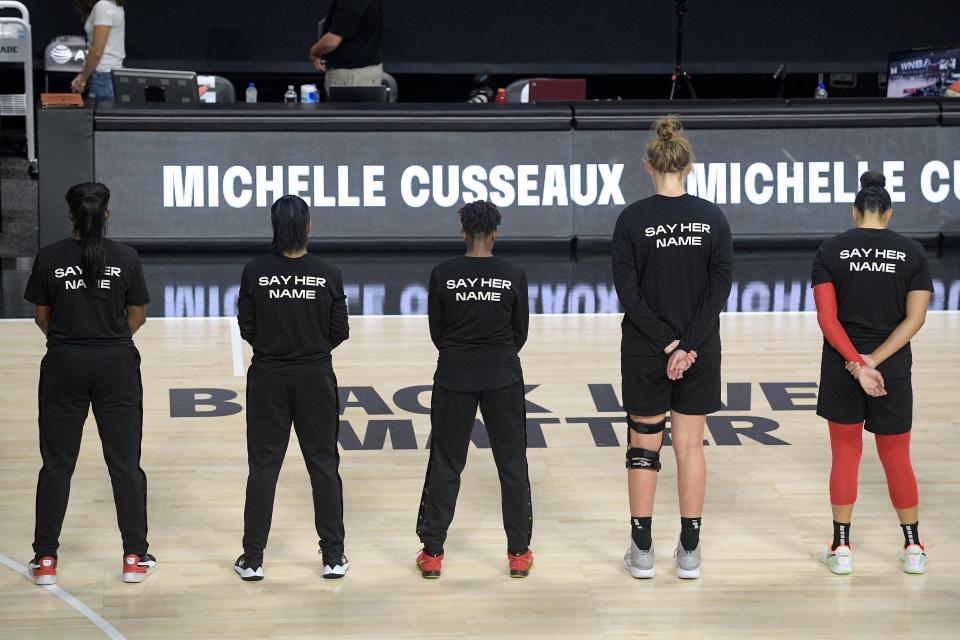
0,553,128,640
229,320,244,377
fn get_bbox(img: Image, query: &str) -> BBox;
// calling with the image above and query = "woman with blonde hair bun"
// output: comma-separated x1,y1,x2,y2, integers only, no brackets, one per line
612,115,733,580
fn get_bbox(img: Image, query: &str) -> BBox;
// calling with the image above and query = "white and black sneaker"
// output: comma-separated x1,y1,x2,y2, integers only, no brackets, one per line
234,554,264,581
321,550,350,579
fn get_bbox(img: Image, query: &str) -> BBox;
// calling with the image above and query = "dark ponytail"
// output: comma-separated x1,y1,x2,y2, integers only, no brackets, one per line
65,182,110,294
271,195,311,254
854,170,892,216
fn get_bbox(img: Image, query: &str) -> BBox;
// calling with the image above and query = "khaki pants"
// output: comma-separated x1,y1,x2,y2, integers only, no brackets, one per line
324,63,383,95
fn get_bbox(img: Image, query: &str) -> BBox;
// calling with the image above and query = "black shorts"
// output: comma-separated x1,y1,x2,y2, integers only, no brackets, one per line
816,347,913,435
621,352,721,417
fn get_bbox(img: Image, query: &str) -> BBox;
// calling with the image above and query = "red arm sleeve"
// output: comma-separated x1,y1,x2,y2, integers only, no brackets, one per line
813,283,865,366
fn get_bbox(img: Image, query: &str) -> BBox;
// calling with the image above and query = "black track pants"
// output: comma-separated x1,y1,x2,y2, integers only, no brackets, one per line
34,344,148,557
416,382,532,554
242,366,344,555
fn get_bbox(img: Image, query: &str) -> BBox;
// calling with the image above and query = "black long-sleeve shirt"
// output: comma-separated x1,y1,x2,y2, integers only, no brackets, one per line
428,256,529,392
237,253,349,376
24,238,150,347
612,194,733,356
811,227,933,376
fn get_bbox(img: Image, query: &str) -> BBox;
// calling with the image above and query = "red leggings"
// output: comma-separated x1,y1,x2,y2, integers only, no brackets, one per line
828,421,919,509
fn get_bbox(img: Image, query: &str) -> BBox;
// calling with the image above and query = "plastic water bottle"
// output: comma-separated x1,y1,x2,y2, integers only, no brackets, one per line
815,81,828,99
245,82,258,103
284,85,298,103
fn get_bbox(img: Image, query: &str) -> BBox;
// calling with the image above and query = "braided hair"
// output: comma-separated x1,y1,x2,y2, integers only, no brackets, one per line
854,170,892,216
65,182,110,297
459,200,502,239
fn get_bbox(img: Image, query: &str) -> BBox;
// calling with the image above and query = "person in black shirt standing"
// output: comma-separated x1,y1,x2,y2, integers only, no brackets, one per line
415,201,533,579
612,117,733,580
24,182,155,586
811,171,933,576
308,0,383,97
234,195,350,581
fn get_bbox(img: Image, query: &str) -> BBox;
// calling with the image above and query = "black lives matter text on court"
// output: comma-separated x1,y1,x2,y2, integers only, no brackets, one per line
167,381,826,449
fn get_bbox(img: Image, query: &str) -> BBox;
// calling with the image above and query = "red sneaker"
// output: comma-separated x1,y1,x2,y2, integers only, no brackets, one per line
416,550,443,579
508,549,534,578
29,556,57,586
121,554,157,583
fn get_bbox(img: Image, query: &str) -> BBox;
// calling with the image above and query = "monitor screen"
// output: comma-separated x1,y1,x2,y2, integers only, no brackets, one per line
113,69,200,104
887,48,959,97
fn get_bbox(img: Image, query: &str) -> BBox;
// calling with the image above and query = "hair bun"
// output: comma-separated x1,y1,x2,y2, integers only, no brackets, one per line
859,170,886,190
654,116,681,141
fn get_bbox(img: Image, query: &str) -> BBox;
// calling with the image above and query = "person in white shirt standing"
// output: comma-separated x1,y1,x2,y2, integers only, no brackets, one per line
71,0,126,102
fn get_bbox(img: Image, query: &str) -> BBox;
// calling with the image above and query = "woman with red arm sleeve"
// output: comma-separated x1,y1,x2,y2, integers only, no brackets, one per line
811,171,933,576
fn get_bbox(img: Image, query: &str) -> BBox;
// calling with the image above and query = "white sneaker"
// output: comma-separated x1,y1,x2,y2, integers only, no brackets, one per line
623,540,655,579
322,551,350,579
234,554,264,581
900,543,928,575
673,542,702,579
820,544,853,575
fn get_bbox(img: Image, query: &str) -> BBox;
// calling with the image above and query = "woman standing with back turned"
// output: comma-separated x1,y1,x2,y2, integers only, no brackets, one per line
24,182,154,585
414,200,533,579
812,171,932,575
612,117,733,580
235,195,350,581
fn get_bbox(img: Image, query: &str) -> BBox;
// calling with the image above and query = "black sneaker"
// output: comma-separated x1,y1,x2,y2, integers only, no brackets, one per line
234,553,264,581
321,549,350,579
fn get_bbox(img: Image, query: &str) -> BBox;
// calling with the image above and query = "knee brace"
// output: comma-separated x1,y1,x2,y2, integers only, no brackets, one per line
626,447,662,471
627,416,666,435
625,416,665,471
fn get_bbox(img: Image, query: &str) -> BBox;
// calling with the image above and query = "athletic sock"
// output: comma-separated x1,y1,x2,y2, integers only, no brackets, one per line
680,517,701,551
508,548,529,556
901,522,921,548
631,517,653,551
423,547,443,557
832,521,851,550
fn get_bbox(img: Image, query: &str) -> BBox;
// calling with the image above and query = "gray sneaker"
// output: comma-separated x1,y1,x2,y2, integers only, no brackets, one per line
623,540,655,579
673,542,702,579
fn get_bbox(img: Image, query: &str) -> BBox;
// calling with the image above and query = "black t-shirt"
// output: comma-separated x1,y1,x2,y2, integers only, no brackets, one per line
237,253,349,376
428,256,529,392
811,227,933,374
323,0,383,69
24,238,149,347
612,194,734,357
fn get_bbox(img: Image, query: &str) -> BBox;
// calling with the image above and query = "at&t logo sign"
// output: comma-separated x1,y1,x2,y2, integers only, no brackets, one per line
47,42,86,66
50,44,73,64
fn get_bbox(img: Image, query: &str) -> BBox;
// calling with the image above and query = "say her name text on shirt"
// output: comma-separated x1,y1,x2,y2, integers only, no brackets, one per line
840,248,906,273
645,222,712,248
446,277,513,302
54,265,122,290
259,274,327,299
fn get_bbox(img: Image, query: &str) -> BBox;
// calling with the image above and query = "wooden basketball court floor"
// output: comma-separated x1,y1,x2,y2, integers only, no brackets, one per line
0,312,958,639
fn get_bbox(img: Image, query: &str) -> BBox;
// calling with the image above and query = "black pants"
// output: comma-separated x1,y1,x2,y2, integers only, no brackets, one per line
416,382,532,554
34,344,148,557
242,366,344,555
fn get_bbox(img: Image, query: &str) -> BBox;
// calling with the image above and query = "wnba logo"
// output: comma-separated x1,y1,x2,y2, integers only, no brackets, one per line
49,44,73,64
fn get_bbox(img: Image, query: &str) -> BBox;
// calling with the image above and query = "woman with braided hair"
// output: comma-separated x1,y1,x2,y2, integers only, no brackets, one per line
414,200,533,579
24,182,154,585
